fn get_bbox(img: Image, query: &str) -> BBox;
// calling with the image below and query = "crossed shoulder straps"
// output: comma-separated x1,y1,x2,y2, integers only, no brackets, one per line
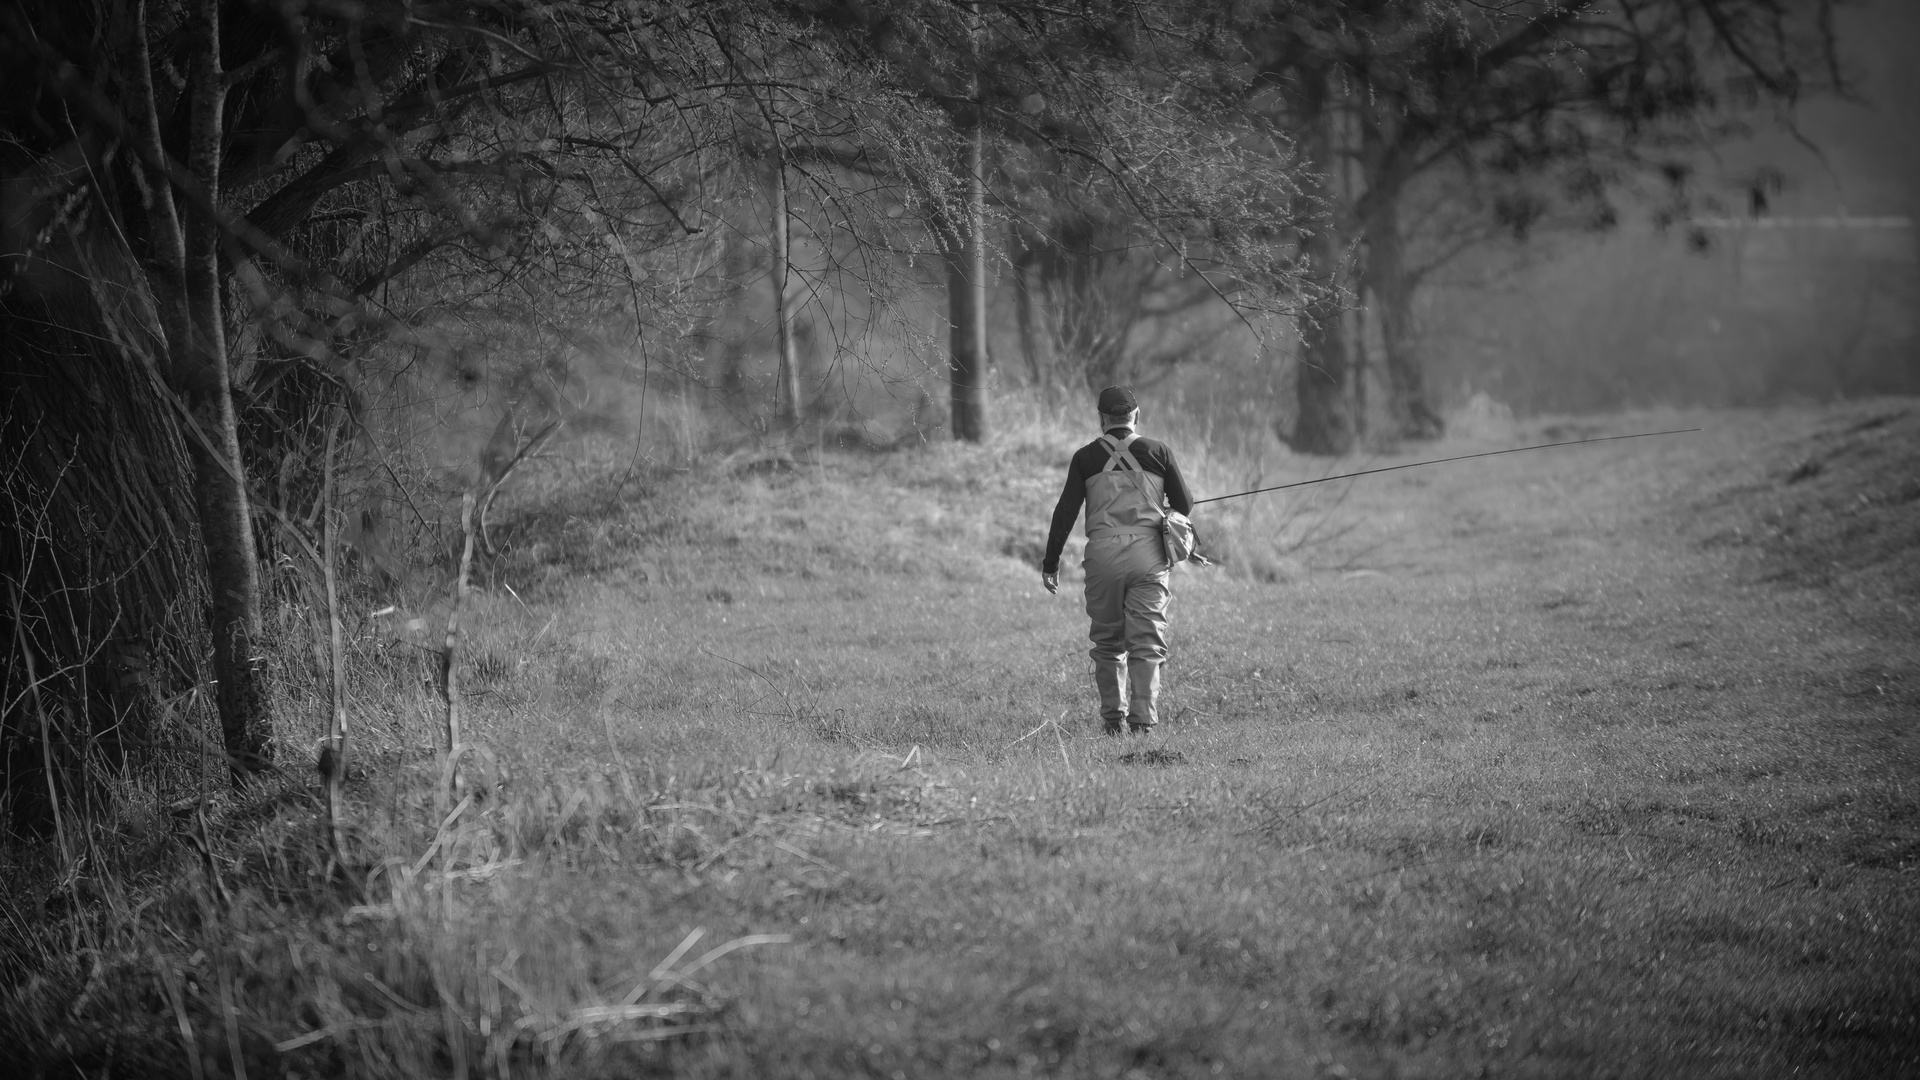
1098,433,1144,473
1097,434,1163,512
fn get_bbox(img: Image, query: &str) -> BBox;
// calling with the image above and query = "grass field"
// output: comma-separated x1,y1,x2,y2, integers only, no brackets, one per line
5,398,1918,1078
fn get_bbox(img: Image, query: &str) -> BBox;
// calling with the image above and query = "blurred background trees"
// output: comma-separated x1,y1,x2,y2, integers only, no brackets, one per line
1239,0,1853,453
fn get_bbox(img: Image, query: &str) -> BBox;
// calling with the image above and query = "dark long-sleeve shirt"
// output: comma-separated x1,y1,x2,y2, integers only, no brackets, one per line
1042,427,1193,574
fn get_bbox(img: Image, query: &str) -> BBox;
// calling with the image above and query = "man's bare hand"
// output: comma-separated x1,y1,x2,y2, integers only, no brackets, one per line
1042,571,1059,595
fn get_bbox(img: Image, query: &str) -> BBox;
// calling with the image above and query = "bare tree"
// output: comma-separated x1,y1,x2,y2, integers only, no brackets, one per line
1010,214,1237,393
800,0,1314,439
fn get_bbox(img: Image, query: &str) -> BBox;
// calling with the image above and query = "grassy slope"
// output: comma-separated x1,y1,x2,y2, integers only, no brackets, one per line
5,400,1918,1078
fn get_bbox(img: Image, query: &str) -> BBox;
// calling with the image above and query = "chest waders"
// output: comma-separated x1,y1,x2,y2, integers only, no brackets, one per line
1082,434,1173,733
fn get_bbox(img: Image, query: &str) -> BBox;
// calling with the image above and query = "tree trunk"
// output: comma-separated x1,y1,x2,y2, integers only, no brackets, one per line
126,0,190,366
320,420,347,859
771,156,802,427
1288,95,1355,456
1364,203,1445,440
715,225,750,402
1289,236,1354,456
182,0,271,777
945,115,988,443
1348,299,1369,439
1013,242,1046,391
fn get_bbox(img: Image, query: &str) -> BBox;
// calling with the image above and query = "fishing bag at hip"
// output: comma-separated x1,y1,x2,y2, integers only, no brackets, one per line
1160,510,1201,564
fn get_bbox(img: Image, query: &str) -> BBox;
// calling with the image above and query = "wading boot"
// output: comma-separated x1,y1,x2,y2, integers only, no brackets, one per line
1125,659,1160,733
1095,657,1127,734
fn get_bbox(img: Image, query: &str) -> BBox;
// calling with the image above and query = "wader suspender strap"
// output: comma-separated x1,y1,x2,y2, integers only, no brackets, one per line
1089,435,1162,540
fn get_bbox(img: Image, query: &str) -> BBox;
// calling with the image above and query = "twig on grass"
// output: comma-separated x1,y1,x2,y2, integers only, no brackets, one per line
1006,718,1052,748
1007,709,1073,753
1246,767,1388,835
770,836,850,879
700,644,798,719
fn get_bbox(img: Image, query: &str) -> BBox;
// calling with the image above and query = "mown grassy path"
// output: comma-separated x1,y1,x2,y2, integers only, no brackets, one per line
431,403,1915,1078
9,403,1916,1078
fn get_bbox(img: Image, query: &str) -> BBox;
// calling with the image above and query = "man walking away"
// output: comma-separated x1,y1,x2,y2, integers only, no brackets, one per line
1041,386,1194,735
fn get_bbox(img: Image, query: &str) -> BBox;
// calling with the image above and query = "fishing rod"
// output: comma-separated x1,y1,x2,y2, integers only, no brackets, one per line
1192,428,1701,506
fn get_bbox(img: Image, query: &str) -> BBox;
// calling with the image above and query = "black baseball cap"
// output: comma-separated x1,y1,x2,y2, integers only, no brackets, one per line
1097,385,1137,414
